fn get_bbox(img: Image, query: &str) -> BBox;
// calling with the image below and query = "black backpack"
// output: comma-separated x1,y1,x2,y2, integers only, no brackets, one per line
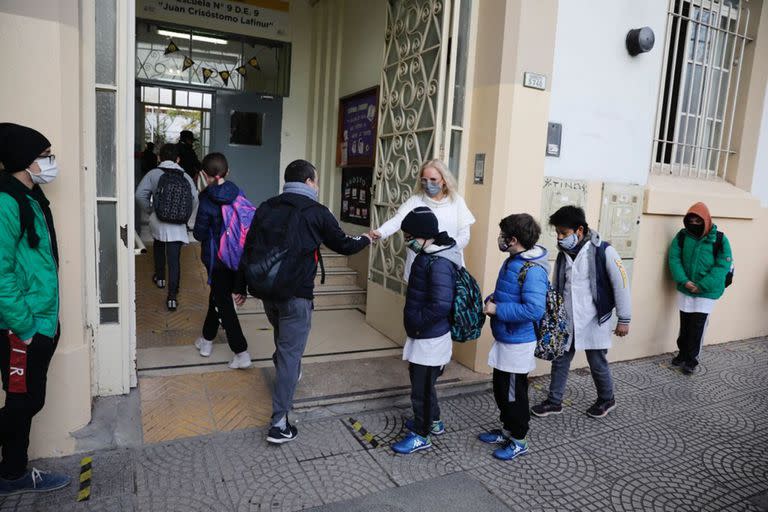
154,167,194,224
676,230,733,288
242,197,319,301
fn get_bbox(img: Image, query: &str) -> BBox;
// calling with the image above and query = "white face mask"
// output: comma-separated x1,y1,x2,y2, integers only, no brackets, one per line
27,156,59,185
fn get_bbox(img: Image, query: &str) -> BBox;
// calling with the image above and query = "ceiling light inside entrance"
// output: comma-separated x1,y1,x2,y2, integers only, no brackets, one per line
157,30,228,45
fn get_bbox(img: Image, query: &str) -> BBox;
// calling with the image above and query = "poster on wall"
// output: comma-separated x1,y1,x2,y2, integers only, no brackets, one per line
137,0,290,41
340,167,373,227
337,87,379,168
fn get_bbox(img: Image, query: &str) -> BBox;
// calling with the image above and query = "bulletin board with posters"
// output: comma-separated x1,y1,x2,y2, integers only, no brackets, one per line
337,87,379,168
340,167,373,226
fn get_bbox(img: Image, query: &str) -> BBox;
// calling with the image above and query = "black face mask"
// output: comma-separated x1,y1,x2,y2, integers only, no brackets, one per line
685,222,705,238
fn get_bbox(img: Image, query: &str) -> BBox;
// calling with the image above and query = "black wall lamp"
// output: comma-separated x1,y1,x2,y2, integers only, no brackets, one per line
626,27,655,56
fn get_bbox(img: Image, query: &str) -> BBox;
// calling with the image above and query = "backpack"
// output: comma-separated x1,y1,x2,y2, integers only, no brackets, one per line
518,262,569,361
676,230,733,288
242,197,318,301
426,257,485,342
217,192,256,271
154,167,194,224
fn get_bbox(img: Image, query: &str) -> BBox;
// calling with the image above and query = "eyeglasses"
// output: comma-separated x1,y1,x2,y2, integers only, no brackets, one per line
36,155,56,166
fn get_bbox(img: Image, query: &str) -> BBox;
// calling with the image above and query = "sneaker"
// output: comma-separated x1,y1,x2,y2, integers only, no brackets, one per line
531,400,563,417
586,398,617,418
194,337,213,357
0,468,71,497
166,297,178,311
152,275,166,289
405,418,446,436
478,429,509,445
392,432,432,454
228,351,252,369
493,438,529,461
671,355,684,367
681,361,697,375
266,422,298,444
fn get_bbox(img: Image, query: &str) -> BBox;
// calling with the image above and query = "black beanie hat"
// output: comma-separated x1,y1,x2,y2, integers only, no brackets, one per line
0,123,51,173
402,206,440,239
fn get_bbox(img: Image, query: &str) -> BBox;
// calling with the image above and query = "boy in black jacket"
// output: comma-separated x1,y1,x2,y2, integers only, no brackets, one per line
392,206,460,455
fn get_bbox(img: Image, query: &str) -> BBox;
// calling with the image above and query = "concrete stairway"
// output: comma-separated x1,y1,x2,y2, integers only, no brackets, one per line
239,250,366,314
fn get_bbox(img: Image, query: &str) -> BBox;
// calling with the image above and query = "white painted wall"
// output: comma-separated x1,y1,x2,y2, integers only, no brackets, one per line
279,1,313,182
339,1,387,98
752,83,768,206
544,0,667,185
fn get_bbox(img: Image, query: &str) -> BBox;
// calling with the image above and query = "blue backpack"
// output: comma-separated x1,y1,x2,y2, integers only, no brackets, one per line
518,262,569,361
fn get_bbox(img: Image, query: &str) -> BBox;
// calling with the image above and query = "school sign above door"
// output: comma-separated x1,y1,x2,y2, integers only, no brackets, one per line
137,0,290,41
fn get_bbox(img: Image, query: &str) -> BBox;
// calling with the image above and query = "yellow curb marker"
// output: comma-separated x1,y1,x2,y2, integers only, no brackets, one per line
77,456,92,502
348,418,379,448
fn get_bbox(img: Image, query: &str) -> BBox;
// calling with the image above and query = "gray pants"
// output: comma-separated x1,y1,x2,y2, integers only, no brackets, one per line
263,298,313,427
548,342,614,405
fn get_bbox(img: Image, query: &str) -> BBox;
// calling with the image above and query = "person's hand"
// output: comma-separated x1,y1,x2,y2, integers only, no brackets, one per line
233,294,246,306
614,323,630,337
21,337,33,346
483,301,497,316
685,281,701,294
362,233,373,242
369,230,382,240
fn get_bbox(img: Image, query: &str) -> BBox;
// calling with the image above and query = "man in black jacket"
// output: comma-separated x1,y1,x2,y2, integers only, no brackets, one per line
238,159,370,444
176,130,201,182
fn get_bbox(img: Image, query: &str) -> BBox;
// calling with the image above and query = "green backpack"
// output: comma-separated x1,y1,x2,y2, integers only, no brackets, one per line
450,266,486,342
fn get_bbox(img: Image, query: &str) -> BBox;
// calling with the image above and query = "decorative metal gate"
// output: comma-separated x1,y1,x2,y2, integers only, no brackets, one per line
369,0,452,295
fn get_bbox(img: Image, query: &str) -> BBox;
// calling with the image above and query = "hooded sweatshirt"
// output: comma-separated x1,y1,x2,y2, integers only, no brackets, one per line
403,239,460,339
193,180,241,273
135,161,198,243
668,202,732,300
491,245,550,344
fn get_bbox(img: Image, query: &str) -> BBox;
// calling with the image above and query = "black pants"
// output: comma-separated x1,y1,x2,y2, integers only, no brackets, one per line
0,331,58,480
202,267,248,354
409,363,443,437
153,240,183,297
492,369,530,440
676,311,709,367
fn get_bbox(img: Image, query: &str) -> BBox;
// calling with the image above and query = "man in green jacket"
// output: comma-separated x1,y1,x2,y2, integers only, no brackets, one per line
668,202,733,375
0,123,70,495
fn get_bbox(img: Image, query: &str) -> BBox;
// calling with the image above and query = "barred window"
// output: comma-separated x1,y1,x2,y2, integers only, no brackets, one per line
652,0,750,180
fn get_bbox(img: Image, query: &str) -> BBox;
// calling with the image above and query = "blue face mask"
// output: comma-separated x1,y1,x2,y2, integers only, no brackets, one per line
407,239,425,253
423,181,442,198
558,233,579,251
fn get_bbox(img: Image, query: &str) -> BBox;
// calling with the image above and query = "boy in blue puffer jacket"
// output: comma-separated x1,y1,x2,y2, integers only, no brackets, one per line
392,207,461,455
479,213,549,460
192,153,251,369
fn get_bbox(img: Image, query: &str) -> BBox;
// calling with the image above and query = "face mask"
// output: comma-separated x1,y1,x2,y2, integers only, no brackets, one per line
423,181,442,198
686,223,705,238
558,233,579,251
407,239,424,253
27,157,59,185
497,235,510,252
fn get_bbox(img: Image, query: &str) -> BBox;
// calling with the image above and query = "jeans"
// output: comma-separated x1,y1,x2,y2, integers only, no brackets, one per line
153,240,182,297
202,267,247,354
548,342,614,405
409,363,443,437
0,331,58,480
676,311,708,367
263,298,313,427
492,369,530,440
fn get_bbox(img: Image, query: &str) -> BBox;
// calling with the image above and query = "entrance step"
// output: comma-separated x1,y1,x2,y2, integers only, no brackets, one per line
319,252,349,268
314,267,358,287
239,285,367,314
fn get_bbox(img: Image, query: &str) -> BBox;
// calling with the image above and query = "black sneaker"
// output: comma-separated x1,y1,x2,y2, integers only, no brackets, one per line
167,297,178,311
267,423,298,444
153,275,166,289
586,398,616,418
531,400,563,417
671,355,684,367
681,361,697,375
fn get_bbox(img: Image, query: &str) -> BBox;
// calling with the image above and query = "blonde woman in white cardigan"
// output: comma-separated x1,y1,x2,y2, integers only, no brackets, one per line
370,159,475,281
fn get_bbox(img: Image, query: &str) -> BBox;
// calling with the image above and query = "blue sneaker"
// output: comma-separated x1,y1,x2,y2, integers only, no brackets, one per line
478,429,509,445
493,439,529,460
392,432,432,454
0,468,71,496
404,418,446,436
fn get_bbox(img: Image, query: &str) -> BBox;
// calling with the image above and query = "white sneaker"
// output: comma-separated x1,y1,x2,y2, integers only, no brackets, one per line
194,337,213,357
228,351,252,370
